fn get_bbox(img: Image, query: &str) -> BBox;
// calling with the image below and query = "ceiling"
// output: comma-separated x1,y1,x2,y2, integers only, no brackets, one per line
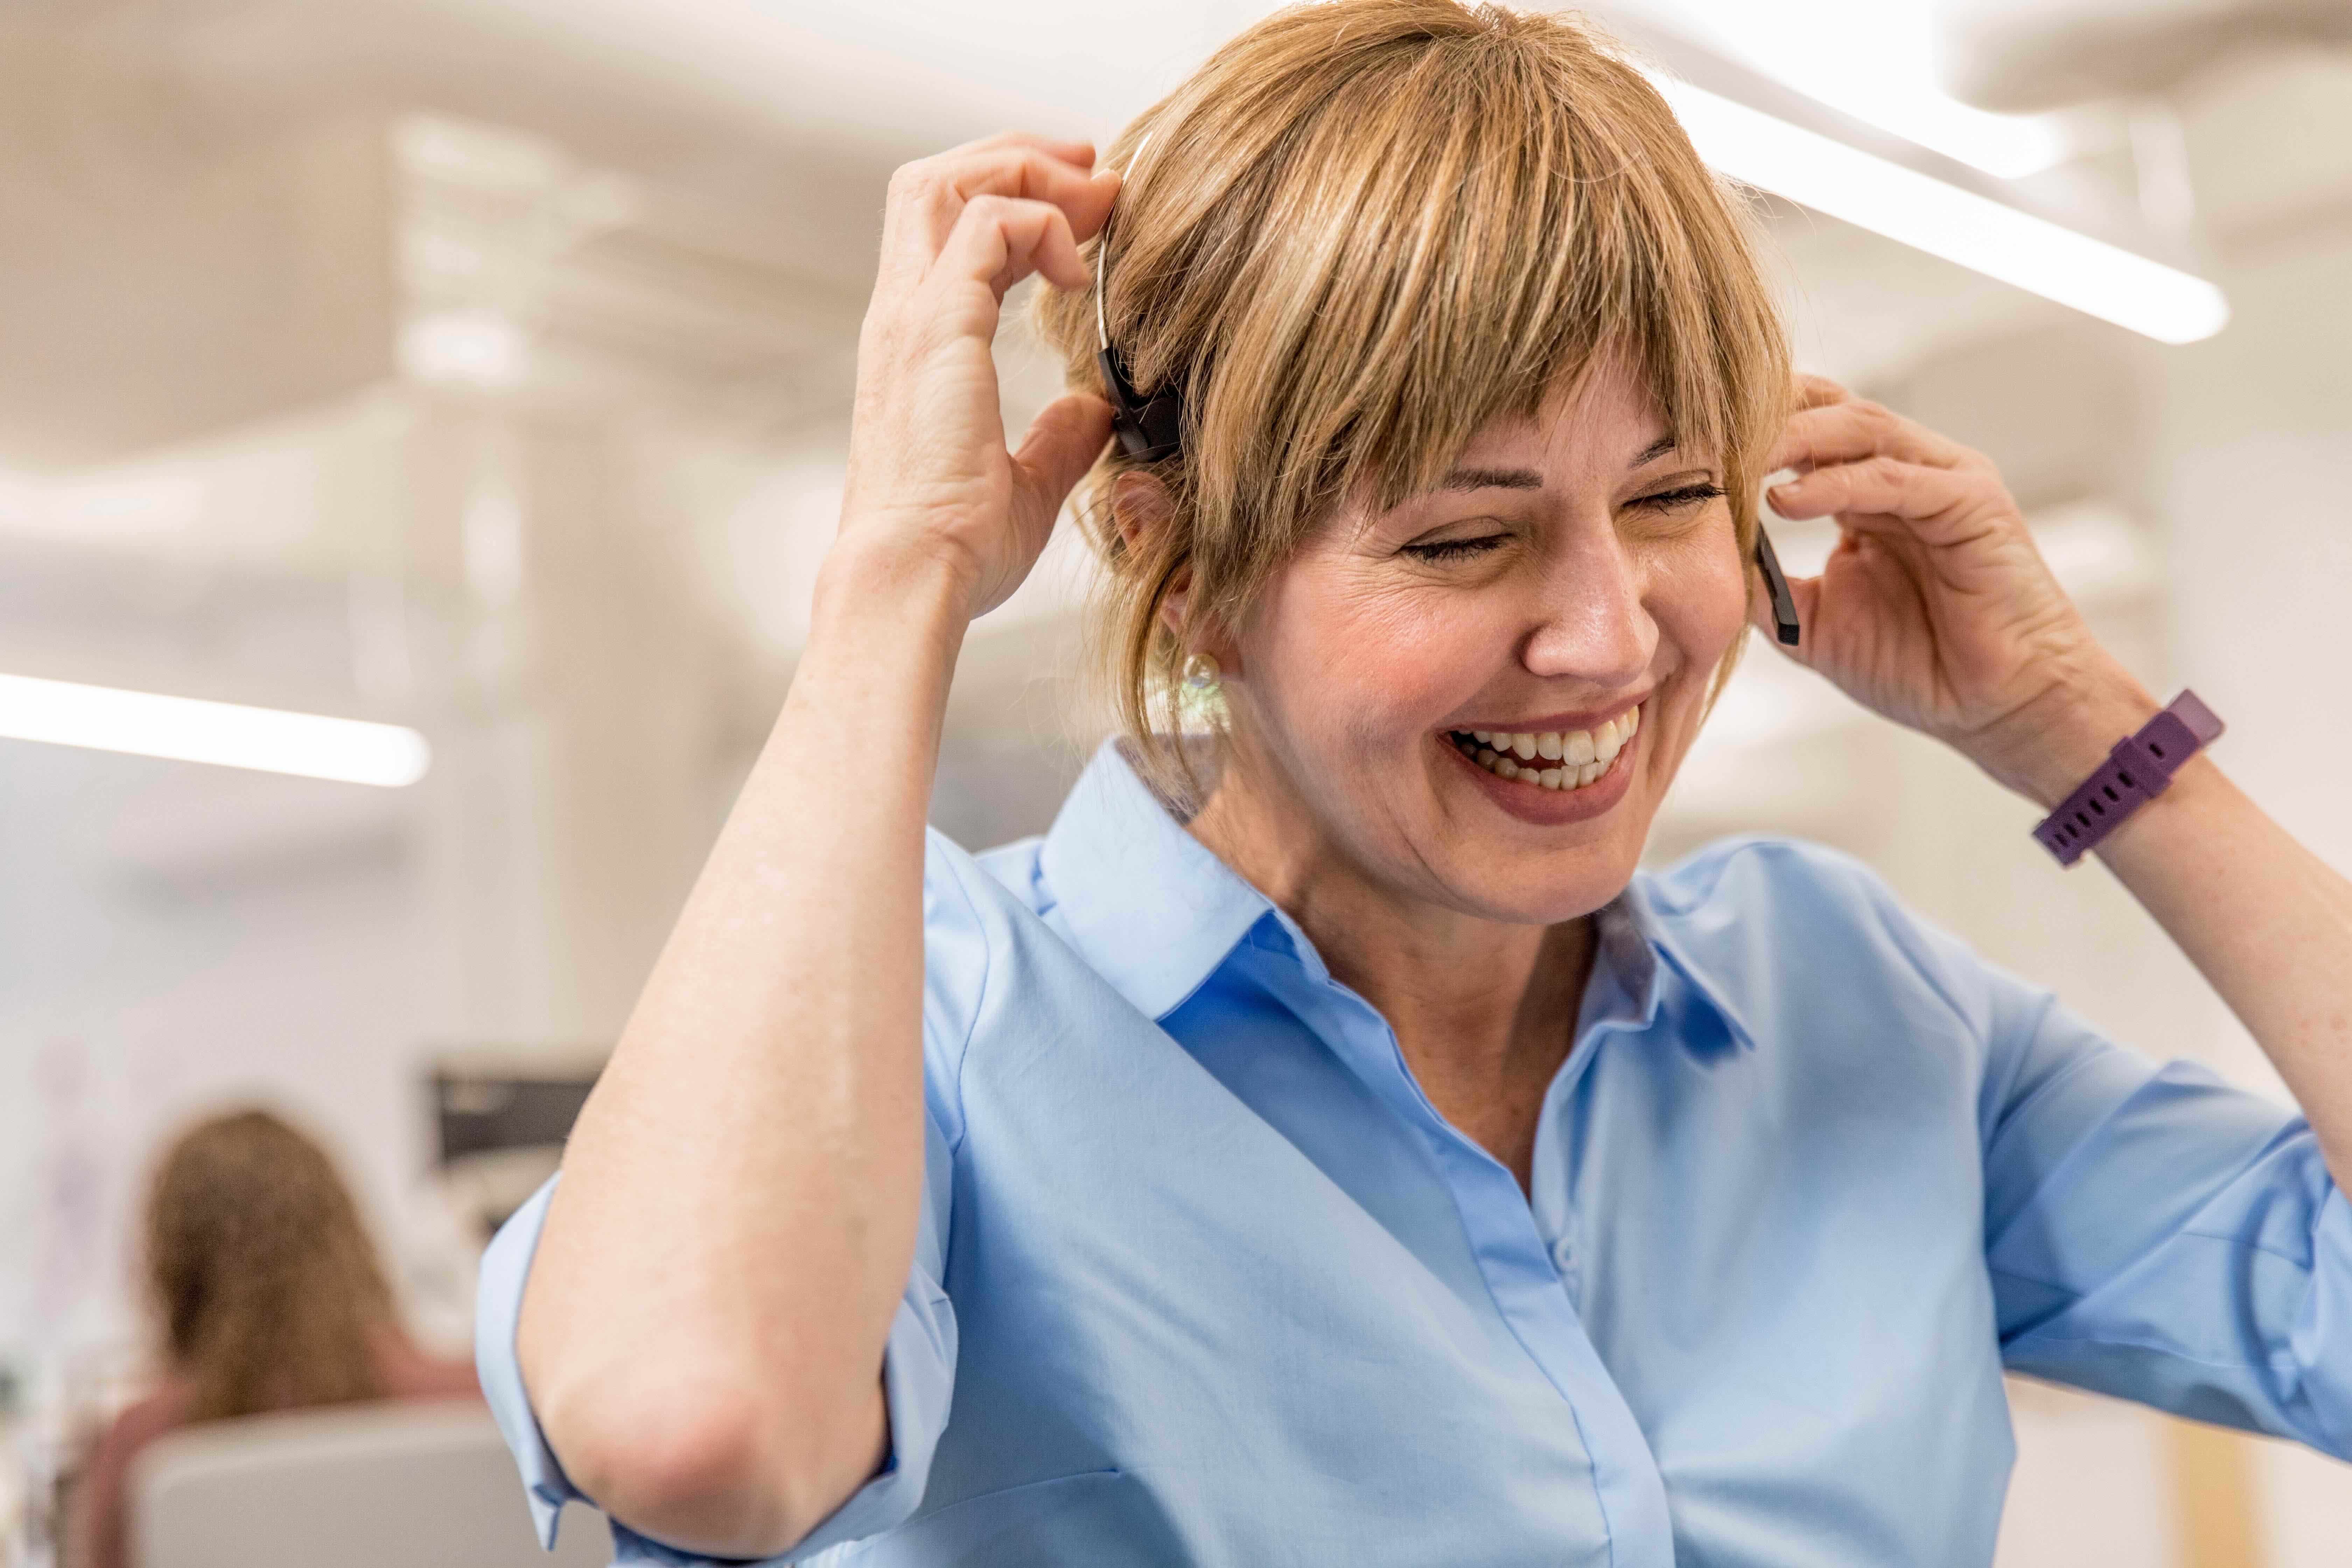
0,0,2315,693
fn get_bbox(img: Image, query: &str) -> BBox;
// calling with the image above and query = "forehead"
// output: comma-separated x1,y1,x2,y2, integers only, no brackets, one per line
1451,359,1677,476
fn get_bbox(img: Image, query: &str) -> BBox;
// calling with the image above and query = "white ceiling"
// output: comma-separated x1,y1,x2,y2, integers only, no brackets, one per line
0,0,2297,688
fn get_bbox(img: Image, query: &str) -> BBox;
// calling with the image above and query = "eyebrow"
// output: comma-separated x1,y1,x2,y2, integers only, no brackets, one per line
1434,465,1544,493
1432,436,1683,494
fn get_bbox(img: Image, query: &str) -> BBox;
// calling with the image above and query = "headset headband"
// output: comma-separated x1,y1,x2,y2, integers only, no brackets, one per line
1094,134,1185,463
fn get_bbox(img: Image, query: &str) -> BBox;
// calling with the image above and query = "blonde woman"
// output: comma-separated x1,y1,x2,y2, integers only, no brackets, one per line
69,1110,477,1568
482,3,2352,1562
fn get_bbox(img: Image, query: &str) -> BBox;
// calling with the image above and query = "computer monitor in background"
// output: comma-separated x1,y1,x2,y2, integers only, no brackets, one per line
428,1060,602,1240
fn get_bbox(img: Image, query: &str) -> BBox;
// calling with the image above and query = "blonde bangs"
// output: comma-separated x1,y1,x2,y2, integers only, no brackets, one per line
1032,0,1790,803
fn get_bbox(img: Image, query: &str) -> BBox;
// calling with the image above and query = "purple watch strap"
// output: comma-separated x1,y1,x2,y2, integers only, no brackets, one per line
2033,689,2224,866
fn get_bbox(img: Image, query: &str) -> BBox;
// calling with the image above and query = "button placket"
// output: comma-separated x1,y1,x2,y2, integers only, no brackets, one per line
1549,1234,1583,1306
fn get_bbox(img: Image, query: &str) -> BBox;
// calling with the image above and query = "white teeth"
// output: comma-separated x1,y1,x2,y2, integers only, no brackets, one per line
1453,728,1624,796
1452,708,1644,794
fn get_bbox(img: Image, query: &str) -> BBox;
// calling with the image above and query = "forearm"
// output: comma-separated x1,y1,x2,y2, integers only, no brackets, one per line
2002,674,2352,1191
518,538,971,1553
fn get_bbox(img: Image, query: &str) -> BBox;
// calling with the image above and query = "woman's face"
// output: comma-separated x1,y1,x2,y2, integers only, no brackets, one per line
1217,360,1749,925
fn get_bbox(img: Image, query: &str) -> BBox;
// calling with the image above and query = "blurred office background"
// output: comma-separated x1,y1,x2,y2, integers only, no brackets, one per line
0,0,2346,1561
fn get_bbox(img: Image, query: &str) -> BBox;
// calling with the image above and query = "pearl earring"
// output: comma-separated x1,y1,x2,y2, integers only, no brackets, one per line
1181,652,1222,691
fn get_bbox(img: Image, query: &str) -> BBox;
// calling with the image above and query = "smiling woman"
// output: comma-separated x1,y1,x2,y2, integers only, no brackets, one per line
479,2,2352,1564
1029,6,1785,810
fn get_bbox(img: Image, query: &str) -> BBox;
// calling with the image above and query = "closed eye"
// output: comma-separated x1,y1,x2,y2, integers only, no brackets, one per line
1402,534,1507,563
1632,482,1725,511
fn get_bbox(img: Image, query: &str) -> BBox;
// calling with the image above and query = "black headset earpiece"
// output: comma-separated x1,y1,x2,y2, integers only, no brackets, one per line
1097,344,1185,463
1754,525,1800,646
1096,134,1185,464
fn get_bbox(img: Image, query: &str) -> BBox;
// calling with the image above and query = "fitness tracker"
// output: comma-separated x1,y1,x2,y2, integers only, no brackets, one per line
2032,689,2224,866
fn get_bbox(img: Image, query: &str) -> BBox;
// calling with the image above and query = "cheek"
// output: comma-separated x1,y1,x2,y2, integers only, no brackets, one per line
1655,534,1750,677
1245,565,1491,748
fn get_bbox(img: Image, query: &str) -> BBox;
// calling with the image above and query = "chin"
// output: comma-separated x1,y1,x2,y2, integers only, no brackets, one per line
1461,841,1646,926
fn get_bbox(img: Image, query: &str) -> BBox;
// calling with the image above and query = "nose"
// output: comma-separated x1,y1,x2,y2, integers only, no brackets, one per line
1519,523,1656,688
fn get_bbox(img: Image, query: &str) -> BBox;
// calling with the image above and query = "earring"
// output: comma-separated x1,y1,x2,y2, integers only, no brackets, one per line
1181,652,1222,691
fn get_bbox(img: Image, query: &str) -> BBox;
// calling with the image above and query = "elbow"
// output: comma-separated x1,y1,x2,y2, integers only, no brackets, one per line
537,1361,871,1557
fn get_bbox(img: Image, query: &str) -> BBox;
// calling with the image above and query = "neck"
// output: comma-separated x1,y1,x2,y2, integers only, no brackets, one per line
1186,742,1597,1188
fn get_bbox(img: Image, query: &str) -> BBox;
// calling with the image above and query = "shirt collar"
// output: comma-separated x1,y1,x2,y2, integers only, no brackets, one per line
1038,739,1756,1052
1038,741,1278,1021
1612,873,1762,1053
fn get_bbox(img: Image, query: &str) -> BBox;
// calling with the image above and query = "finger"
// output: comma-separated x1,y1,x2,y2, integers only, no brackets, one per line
927,193,1089,302
941,130,1098,168
1768,397,1973,476
1009,394,1117,534
1766,456,1996,543
882,148,1120,282
1791,373,1854,411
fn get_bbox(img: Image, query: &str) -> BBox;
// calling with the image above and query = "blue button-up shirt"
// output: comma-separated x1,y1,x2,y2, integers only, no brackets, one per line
479,741,2352,1566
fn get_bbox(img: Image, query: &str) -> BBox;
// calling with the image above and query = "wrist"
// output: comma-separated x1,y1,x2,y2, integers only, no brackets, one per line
1968,658,2161,810
813,527,982,631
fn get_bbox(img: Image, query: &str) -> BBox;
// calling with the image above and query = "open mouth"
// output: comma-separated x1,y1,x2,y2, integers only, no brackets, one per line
1445,706,1639,793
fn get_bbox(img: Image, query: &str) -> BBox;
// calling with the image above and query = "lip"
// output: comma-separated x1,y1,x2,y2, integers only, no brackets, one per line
1440,714,1642,827
1443,696,1649,737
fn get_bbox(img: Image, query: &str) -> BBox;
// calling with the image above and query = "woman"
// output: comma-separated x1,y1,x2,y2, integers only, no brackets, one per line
482,3,2352,1563
69,1110,477,1568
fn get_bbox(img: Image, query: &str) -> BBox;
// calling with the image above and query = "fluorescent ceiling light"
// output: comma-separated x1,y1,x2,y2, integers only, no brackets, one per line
1624,0,2068,178
1654,77,2230,345
1764,77,2065,181
0,673,431,787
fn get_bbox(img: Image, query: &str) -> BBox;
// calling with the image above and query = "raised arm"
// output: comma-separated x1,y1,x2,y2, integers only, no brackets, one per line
511,136,1117,1557
1764,375,2352,1193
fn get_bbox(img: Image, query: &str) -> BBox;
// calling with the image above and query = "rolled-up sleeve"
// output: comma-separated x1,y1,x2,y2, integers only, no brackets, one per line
473,830,994,1561
477,1138,960,1561
1979,981,2352,1455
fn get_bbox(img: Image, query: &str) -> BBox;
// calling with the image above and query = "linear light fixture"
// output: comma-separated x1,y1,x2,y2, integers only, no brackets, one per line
1653,76,2231,345
0,673,431,787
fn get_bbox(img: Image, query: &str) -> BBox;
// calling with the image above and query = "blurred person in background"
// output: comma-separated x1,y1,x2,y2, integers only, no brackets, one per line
483,2,2352,1563
65,1108,477,1568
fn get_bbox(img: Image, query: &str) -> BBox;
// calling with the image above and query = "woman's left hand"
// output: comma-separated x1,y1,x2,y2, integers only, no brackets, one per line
1758,374,2155,805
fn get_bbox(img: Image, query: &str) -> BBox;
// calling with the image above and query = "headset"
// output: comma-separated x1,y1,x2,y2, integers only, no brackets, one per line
1093,138,1185,466
1092,142,1802,647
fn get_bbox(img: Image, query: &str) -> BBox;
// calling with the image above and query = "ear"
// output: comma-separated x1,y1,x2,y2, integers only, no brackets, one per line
1112,471,1196,639
1111,470,1174,556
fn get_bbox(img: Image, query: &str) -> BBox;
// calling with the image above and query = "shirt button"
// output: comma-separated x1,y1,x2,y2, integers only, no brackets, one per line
1550,1237,1575,1273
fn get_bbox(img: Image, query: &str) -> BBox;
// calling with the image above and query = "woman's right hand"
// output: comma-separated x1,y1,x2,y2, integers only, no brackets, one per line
839,134,1122,617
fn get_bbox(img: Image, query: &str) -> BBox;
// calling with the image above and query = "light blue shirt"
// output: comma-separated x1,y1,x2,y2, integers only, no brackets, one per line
479,741,2352,1566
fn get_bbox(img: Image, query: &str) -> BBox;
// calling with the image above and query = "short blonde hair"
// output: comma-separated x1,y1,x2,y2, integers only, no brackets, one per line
1032,0,1789,802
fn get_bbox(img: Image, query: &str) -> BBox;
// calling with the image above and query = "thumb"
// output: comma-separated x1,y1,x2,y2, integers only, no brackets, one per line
1009,394,1116,533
